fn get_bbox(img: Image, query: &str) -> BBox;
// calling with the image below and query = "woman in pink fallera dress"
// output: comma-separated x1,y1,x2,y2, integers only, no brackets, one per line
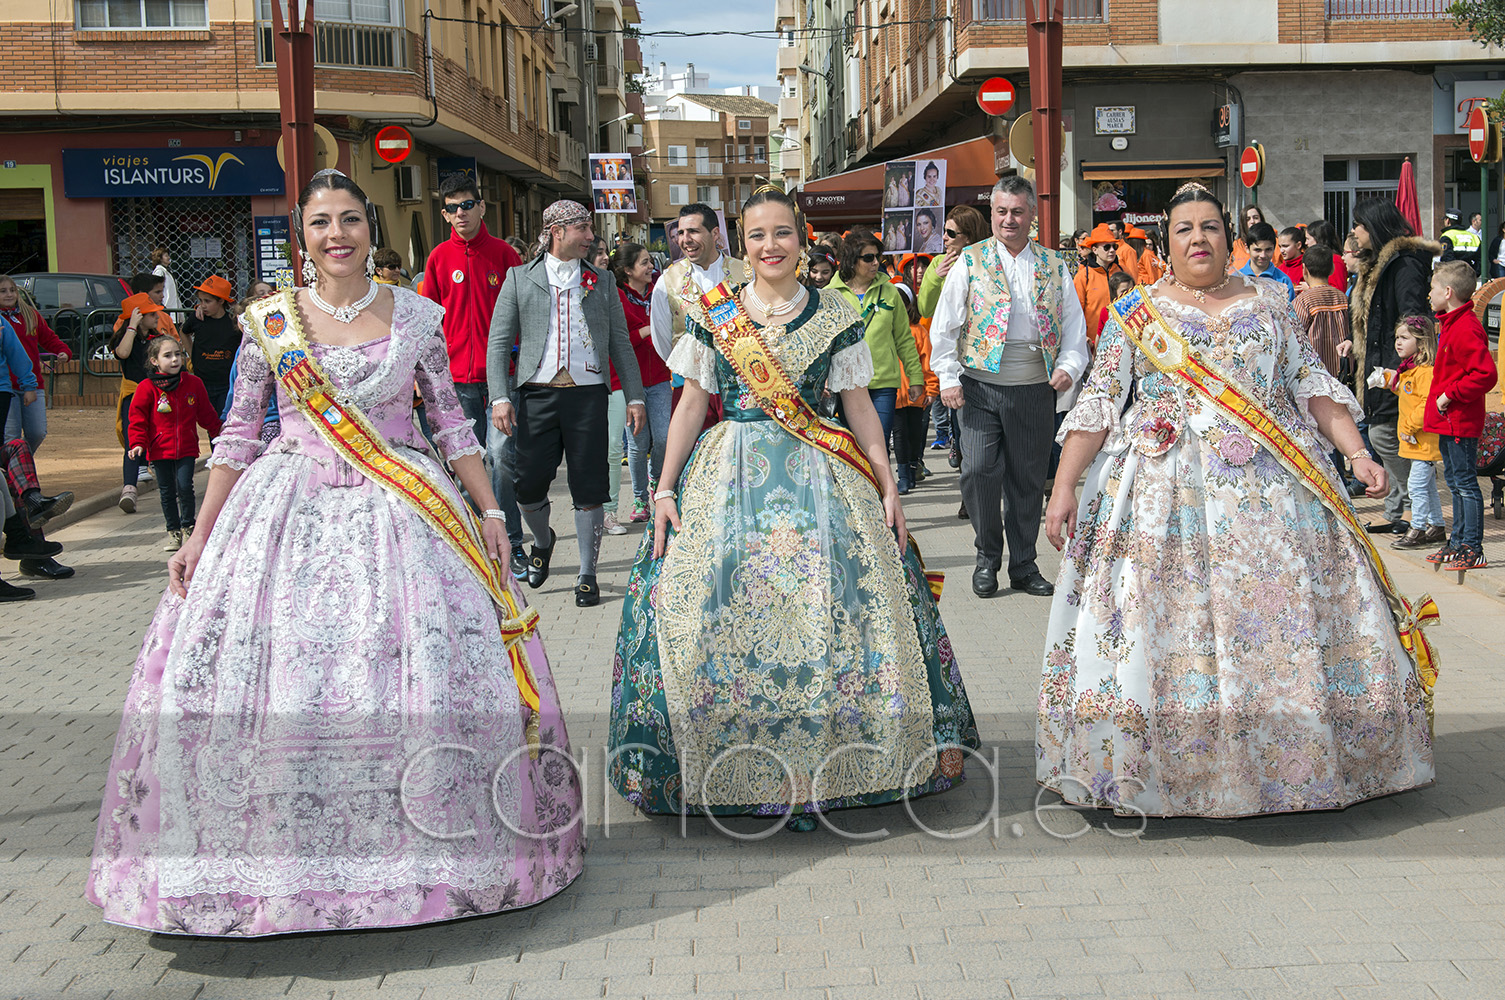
87,171,583,937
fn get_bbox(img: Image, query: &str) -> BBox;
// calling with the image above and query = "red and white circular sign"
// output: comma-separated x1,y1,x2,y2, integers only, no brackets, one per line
375,125,414,164
1239,143,1264,189
976,77,1016,117
1468,107,1492,163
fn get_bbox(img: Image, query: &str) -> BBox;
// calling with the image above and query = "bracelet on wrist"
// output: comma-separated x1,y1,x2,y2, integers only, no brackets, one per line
1347,448,1374,463
481,509,505,520
652,489,676,503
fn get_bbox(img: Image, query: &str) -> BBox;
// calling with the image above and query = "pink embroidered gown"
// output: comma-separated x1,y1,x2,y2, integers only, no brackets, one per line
87,288,584,936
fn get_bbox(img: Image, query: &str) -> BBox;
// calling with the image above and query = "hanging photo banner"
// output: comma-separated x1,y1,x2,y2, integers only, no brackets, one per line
589,154,637,214
877,158,947,254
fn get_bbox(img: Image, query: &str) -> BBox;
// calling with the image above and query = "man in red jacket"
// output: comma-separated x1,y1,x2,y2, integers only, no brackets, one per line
422,172,526,575
1424,261,1499,571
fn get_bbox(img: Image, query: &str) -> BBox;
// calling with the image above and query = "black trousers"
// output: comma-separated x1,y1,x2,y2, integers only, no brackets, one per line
893,405,927,465
514,384,610,508
958,377,1055,579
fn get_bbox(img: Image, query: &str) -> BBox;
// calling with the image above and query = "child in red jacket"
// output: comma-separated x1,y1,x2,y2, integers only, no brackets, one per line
1424,261,1499,571
127,337,222,552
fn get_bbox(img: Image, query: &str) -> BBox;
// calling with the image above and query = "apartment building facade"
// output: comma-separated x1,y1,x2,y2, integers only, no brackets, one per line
640,93,778,247
0,0,639,292
781,0,1501,240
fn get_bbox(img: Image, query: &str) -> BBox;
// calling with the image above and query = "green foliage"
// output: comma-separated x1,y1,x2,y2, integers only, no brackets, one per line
626,75,646,95
1450,0,1505,47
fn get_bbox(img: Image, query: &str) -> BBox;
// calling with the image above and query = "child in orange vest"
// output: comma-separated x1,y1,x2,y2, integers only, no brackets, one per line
1378,316,1444,550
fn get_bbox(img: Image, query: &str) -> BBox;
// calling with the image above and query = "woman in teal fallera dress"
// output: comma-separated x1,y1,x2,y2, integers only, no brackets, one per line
608,190,978,828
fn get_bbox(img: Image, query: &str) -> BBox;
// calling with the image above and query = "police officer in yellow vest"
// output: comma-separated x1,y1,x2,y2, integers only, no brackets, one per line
931,177,1090,599
1440,210,1482,273
650,203,751,361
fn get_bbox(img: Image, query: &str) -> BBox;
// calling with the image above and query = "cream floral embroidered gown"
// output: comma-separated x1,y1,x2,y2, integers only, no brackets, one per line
609,289,978,820
1038,277,1434,818
88,289,583,935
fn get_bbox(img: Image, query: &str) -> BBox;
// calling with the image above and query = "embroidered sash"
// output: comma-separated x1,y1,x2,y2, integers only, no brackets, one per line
244,291,545,756
697,282,943,599
1109,285,1440,697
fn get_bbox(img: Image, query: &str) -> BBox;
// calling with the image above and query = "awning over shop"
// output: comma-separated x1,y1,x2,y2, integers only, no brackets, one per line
796,136,1003,227
1079,159,1227,181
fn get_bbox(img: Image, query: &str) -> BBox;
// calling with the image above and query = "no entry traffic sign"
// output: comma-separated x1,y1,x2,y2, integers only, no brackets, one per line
976,77,1016,117
1239,142,1265,189
375,125,414,164
1467,107,1497,164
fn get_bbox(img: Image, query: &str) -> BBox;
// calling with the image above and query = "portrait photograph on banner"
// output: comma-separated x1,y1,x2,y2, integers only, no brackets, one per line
589,154,637,214
883,210,913,254
878,158,947,255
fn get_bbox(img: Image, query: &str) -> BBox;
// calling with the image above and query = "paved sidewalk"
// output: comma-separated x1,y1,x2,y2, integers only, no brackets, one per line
2,460,1502,1000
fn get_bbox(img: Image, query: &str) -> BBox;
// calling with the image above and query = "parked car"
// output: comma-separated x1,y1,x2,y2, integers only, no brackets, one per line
10,272,131,357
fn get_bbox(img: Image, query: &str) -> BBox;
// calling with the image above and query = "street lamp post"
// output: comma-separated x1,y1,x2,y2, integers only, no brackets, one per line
1027,0,1064,249
271,0,317,284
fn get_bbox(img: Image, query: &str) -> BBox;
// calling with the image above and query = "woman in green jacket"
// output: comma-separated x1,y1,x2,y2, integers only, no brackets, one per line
826,232,922,448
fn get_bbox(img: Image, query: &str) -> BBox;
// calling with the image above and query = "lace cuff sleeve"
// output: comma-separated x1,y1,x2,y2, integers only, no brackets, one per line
208,325,275,470
667,334,718,391
826,340,875,392
414,317,486,463
1058,396,1119,438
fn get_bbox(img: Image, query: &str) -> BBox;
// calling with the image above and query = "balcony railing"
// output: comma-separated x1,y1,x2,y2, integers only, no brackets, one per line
255,20,408,69
595,63,622,90
1326,0,1450,16
975,0,1105,21
696,162,724,176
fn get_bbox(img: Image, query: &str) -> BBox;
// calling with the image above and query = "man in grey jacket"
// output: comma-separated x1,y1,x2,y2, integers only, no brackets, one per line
488,200,645,607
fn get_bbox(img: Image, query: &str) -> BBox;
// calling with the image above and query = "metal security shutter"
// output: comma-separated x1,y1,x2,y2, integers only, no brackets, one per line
0,189,45,221
110,196,256,297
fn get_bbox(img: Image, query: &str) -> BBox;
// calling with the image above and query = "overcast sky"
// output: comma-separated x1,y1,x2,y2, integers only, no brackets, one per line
637,3,780,92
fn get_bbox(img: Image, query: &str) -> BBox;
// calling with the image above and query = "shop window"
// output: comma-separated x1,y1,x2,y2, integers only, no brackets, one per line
77,0,208,29
110,196,256,301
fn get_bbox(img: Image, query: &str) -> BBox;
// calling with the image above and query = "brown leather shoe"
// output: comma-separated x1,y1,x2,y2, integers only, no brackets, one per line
1390,528,1427,549
1421,524,1447,544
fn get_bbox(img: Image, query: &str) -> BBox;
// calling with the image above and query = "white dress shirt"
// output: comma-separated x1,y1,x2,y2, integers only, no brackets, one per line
522,254,605,387
649,255,729,361
930,239,1090,412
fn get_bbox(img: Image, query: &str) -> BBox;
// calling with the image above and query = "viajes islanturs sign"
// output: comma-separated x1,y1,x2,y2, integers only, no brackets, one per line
62,146,286,198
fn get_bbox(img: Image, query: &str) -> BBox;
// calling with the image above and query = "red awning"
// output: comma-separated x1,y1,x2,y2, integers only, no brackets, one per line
796,136,1004,227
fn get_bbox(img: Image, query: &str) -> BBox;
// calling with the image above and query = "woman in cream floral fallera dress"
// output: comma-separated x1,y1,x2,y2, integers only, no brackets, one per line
608,274,978,823
1037,194,1434,819
87,284,584,936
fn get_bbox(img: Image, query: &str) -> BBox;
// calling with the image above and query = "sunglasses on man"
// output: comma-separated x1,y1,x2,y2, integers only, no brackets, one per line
442,199,481,214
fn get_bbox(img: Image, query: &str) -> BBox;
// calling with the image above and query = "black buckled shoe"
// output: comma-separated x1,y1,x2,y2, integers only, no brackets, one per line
971,566,998,598
1010,571,1055,597
3,536,63,560
575,575,600,607
526,529,556,589
25,492,74,527
18,557,74,580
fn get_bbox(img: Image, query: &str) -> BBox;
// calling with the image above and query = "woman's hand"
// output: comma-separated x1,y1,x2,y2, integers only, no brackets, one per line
168,532,206,598
481,517,509,562
1336,340,1353,359
884,489,908,552
1044,488,1077,551
652,498,681,559
1353,456,1388,498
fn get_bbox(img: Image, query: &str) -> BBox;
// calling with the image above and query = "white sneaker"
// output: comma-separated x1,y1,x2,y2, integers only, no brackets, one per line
137,467,153,483
602,512,628,535
164,530,182,552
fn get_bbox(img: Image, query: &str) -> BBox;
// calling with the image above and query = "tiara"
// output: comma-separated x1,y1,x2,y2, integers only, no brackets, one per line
1173,181,1214,198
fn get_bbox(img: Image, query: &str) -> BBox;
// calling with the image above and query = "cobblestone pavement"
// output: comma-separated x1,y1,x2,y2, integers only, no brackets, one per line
3,459,1502,1000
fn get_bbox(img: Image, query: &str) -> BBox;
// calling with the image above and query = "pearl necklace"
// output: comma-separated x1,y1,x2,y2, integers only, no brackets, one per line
1168,273,1232,303
743,282,806,318
309,280,379,323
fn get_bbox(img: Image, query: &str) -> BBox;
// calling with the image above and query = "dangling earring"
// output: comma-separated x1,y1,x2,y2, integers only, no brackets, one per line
365,246,376,279
301,254,318,287
796,247,810,282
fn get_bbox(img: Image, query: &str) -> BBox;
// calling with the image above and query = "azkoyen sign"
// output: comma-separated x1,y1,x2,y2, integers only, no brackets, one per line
62,147,285,198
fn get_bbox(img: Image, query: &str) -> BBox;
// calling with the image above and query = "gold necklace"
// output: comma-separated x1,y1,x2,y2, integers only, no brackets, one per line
1168,273,1232,303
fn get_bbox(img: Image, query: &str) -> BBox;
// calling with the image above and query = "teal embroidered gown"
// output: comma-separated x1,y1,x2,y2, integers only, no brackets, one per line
608,288,979,819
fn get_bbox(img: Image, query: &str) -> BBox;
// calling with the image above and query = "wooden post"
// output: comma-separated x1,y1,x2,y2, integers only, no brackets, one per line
1027,0,1064,249
272,0,317,285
